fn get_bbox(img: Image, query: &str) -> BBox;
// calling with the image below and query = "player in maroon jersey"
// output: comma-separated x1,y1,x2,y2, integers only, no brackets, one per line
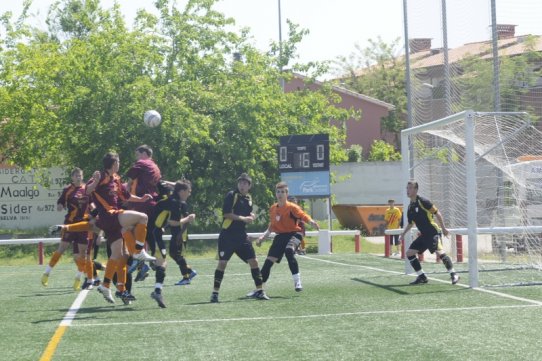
41,168,91,290
86,152,155,304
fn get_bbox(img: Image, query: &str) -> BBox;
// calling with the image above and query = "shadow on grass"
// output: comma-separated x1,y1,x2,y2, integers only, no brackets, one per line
351,277,466,295
23,290,76,297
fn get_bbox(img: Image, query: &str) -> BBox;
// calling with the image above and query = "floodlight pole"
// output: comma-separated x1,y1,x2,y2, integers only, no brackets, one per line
278,0,285,91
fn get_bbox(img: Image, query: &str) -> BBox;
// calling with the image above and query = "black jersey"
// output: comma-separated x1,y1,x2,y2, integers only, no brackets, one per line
407,195,441,235
221,190,252,232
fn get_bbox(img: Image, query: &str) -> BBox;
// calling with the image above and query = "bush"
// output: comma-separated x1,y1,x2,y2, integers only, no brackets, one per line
347,144,363,162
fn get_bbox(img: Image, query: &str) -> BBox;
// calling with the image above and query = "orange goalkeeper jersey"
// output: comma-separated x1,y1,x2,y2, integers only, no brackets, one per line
269,201,312,234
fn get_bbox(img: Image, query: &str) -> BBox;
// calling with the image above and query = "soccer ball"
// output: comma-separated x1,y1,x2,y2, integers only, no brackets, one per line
143,110,161,127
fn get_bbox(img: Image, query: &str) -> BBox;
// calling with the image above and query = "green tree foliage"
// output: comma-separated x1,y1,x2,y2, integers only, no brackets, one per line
457,36,542,119
333,37,405,138
0,0,349,227
367,140,401,161
346,144,362,162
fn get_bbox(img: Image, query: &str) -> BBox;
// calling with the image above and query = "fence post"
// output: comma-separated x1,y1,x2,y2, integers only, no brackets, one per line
38,242,44,265
456,234,463,262
384,235,391,257
354,233,361,253
318,230,331,254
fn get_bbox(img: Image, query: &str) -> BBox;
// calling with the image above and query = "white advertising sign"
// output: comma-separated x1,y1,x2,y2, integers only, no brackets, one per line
0,167,67,230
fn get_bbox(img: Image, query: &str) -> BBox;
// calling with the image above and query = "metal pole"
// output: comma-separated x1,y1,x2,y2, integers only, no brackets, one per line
465,111,479,288
441,0,451,116
402,0,414,177
490,0,501,112
278,0,285,90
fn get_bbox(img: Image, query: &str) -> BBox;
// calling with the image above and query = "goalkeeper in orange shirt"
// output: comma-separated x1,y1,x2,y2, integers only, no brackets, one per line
256,182,319,293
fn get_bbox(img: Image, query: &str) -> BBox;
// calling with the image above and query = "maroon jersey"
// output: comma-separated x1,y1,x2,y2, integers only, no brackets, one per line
88,171,131,217
57,183,89,224
125,158,161,197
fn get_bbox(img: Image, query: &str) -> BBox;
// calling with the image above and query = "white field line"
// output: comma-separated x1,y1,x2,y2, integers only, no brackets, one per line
71,303,540,328
60,289,90,326
302,255,542,306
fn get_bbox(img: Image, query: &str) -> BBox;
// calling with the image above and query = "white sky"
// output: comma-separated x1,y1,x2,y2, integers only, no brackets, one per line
1,0,541,72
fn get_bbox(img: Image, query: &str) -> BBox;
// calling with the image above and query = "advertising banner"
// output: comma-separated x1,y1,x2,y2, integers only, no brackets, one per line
0,166,67,230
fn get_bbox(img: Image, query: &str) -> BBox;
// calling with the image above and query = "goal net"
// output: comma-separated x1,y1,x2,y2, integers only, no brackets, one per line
402,110,542,288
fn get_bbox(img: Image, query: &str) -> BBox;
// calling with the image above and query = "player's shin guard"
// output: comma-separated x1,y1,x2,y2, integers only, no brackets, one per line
48,251,62,268
261,259,274,283
251,267,263,288
75,257,86,273
407,255,423,272
440,253,454,271
122,231,136,255
213,269,224,291
103,259,117,288
285,248,299,275
65,221,91,233
155,266,166,284
115,258,127,292
134,223,147,251
174,255,191,276
125,270,132,292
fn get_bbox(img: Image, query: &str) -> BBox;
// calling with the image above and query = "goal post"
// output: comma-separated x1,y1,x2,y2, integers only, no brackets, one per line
401,110,542,288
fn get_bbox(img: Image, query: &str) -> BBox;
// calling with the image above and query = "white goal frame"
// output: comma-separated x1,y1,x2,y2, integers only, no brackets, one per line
401,110,536,288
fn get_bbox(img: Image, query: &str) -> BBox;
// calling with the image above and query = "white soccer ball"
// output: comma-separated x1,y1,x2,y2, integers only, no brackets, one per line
143,110,162,127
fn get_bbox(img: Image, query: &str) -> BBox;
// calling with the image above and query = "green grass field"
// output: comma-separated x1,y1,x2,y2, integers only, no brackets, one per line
2,252,542,361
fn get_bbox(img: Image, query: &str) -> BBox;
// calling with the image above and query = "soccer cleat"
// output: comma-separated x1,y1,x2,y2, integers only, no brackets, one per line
210,292,219,303
133,249,156,262
48,225,63,236
253,289,270,300
451,272,460,285
295,280,303,292
97,285,115,304
127,259,142,274
119,291,136,305
135,264,150,282
246,289,257,298
93,278,101,286
175,278,191,286
151,291,167,308
73,277,82,291
188,270,198,280
41,273,49,287
410,274,428,285
82,278,94,290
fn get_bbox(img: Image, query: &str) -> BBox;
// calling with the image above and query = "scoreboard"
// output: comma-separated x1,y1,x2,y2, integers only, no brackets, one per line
278,134,330,197
278,134,329,172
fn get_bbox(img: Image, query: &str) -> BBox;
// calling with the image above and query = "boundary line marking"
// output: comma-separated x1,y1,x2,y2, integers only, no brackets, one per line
71,303,540,328
303,255,542,306
39,289,90,361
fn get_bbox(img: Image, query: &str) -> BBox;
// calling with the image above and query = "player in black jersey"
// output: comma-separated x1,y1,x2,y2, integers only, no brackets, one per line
399,180,460,285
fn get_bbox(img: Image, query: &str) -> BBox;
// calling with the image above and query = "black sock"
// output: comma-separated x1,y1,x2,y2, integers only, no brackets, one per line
408,255,422,272
251,267,263,288
440,254,454,271
261,259,274,283
285,248,299,275
156,266,166,284
213,269,224,290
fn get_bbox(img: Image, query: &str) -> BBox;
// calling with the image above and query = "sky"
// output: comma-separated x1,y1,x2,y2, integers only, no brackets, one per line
1,0,541,77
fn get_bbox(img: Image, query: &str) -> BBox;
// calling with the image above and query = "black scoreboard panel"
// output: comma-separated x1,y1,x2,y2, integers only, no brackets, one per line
278,134,329,172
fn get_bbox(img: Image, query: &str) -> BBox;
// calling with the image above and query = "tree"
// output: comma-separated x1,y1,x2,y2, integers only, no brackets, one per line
0,0,350,228
456,36,542,119
333,37,406,142
367,140,401,161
